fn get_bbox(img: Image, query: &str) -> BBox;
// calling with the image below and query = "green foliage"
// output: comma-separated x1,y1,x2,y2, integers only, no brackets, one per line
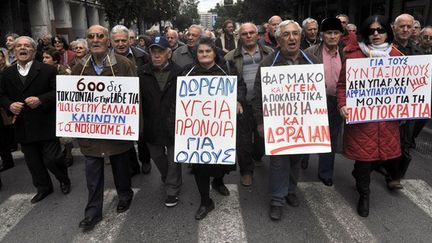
173,0,200,31
100,0,181,29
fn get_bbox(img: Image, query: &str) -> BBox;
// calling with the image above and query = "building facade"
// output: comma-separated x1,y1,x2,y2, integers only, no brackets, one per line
200,12,218,30
294,0,431,27
0,0,108,44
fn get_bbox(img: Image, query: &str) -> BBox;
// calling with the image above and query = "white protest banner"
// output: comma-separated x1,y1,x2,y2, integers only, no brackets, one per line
56,75,140,141
260,64,330,155
174,75,237,165
345,55,431,124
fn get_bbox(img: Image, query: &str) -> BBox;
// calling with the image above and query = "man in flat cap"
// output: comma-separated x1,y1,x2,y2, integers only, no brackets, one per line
304,17,345,187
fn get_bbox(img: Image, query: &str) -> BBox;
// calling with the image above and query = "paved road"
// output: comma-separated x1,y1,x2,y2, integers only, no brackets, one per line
0,138,431,242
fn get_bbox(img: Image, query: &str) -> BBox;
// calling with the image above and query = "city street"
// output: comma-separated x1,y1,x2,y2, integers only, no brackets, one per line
1,127,432,243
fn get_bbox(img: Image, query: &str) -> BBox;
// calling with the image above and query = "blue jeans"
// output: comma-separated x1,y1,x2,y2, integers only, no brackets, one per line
270,154,303,206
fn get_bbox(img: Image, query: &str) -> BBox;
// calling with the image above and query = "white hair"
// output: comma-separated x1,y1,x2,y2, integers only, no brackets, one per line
111,25,130,36
302,18,318,29
240,22,258,33
275,20,302,38
14,36,37,50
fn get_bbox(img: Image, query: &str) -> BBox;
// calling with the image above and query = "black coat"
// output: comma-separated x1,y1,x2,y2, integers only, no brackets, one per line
139,61,183,145
0,61,57,144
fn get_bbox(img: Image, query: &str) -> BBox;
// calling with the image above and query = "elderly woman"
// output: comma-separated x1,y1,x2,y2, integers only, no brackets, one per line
69,38,88,69
181,37,246,220
52,35,75,65
337,15,401,217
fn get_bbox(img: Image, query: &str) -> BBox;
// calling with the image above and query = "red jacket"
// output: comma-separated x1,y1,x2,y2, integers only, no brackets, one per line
336,41,401,162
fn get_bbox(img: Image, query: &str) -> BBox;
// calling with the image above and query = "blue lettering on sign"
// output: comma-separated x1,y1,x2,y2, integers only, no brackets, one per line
174,148,236,164
178,77,236,97
70,113,126,124
346,86,407,98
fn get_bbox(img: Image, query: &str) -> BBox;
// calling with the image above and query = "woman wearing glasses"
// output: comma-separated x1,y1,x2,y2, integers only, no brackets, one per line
52,35,75,65
69,39,89,69
337,15,401,217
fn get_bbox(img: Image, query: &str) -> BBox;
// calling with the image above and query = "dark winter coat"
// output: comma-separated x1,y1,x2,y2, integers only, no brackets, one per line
0,61,57,144
139,61,182,145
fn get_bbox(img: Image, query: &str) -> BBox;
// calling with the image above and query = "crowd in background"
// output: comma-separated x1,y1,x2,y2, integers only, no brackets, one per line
0,11,431,231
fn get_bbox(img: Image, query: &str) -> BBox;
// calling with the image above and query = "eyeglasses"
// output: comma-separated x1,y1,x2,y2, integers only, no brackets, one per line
87,33,106,40
54,40,62,44
368,27,386,35
422,35,432,41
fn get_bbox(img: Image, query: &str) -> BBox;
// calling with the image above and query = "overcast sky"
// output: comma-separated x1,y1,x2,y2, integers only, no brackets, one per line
198,0,219,12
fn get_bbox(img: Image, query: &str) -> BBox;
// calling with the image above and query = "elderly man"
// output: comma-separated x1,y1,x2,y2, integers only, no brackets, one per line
216,19,237,54
253,20,317,221
166,29,184,52
300,18,321,49
259,15,282,49
111,25,149,68
139,36,183,207
129,29,138,47
0,36,71,203
346,24,357,34
411,20,422,44
382,14,424,191
172,24,203,68
420,25,432,54
381,14,425,191
225,22,274,186
304,18,345,187
72,25,135,231
110,25,152,176
336,14,354,47
393,14,424,55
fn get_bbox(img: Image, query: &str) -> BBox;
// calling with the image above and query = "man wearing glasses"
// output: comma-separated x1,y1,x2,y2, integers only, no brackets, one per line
71,25,135,232
225,22,274,186
420,26,432,54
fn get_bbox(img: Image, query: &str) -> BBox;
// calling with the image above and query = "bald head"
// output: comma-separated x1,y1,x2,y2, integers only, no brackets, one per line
393,14,414,45
239,23,259,49
166,29,179,48
268,15,282,36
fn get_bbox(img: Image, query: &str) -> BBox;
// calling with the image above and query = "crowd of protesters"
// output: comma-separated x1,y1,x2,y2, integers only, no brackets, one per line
0,11,431,231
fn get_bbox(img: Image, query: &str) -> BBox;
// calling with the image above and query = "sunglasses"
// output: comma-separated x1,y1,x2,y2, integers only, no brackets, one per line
368,27,386,35
54,40,63,44
87,33,106,39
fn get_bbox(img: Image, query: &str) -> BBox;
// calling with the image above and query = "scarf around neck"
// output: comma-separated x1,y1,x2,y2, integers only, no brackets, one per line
359,42,392,57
